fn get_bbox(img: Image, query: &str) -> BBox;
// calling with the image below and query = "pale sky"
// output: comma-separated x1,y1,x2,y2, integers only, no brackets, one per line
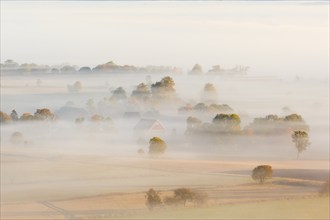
1,1,329,76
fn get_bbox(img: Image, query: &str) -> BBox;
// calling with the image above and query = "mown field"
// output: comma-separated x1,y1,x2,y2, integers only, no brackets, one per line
1,146,329,220
131,197,329,220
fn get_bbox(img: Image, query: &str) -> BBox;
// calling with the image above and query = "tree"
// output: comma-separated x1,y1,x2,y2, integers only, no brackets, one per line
145,188,162,210
189,64,203,75
148,137,167,156
10,110,19,121
20,113,34,121
34,108,54,120
291,130,310,159
90,114,104,122
111,87,127,100
164,188,208,207
0,111,12,123
60,65,76,73
252,165,273,184
205,83,216,91
207,65,222,74
173,188,195,206
163,196,181,207
131,83,151,101
186,116,202,128
284,114,304,122
207,104,233,114
193,103,207,112
212,113,241,133
186,116,202,134
4,59,19,68
151,76,176,100
78,66,92,73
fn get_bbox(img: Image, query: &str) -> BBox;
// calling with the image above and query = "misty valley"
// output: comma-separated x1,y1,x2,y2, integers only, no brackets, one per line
1,60,329,219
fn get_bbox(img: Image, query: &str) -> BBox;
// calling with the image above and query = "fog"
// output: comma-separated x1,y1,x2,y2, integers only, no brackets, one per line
1,1,329,78
1,73,328,159
1,1,329,219
1,72,329,218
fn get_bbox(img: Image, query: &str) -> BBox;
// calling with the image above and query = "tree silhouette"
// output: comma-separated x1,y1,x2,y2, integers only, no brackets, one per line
0,111,12,123
131,83,151,101
291,130,310,159
34,108,54,120
189,64,203,75
212,113,241,133
148,137,167,156
111,87,127,100
145,188,162,210
173,188,195,206
151,76,176,100
252,165,273,184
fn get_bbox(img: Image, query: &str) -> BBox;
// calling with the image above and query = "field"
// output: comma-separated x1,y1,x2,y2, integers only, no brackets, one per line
135,197,330,220
2,1,329,219
1,71,329,220
1,146,329,219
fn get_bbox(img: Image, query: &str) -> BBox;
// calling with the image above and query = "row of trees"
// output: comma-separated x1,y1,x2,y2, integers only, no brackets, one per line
2,60,250,75
143,131,310,159
145,188,208,210
108,76,177,104
188,64,249,75
0,109,55,122
246,114,309,135
179,103,233,115
1,60,183,75
186,113,242,135
185,113,311,158
186,113,309,136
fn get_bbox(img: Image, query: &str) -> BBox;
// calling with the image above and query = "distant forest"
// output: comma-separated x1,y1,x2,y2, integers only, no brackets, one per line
0,59,248,75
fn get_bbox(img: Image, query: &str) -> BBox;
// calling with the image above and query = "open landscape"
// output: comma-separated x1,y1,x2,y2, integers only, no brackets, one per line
1,73,329,219
1,151,329,219
1,1,329,219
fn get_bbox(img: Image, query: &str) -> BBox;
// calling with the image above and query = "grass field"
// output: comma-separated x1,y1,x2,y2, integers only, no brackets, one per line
1,146,329,220
131,197,329,220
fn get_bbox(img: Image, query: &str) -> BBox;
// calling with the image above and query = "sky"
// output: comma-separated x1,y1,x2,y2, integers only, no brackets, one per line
1,1,329,76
